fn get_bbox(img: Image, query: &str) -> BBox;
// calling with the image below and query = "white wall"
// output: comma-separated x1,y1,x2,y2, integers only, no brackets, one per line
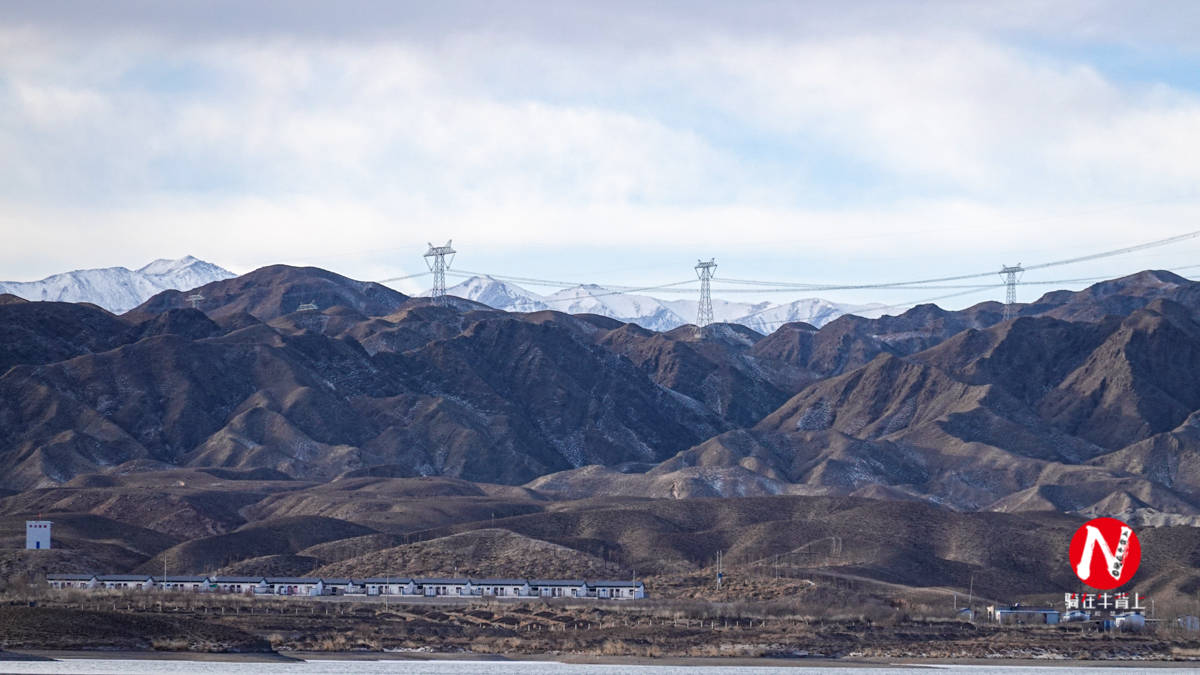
25,521,51,550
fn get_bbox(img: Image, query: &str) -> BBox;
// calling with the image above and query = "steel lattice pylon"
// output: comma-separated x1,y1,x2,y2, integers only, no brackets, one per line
1000,264,1023,320
695,258,717,337
424,240,457,305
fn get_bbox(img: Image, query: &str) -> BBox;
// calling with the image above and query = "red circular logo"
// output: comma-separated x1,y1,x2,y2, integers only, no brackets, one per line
1069,517,1140,590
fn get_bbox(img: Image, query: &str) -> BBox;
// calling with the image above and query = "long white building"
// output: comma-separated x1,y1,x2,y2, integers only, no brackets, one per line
46,574,646,600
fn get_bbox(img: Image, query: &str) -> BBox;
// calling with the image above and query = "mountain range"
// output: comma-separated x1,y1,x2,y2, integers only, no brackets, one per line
0,260,895,333
2,262,1200,529
444,275,888,332
0,257,234,314
6,261,1200,599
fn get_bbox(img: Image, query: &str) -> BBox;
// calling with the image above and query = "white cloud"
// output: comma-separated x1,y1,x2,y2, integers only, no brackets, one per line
683,34,1200,200
12,81,108,125
0,12,1199,296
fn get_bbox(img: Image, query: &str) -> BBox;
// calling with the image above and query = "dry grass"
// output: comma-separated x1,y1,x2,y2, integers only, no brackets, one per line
6,589,1196,660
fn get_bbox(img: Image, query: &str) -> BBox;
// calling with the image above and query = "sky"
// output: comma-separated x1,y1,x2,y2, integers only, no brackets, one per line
3,1,1200,308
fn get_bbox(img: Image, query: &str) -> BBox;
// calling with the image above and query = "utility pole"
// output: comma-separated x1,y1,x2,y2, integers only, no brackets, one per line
999,264,1023,320
424,240,456,305
695,258,717,338
968,572,976,617
716,550,723,591
186,293,204,310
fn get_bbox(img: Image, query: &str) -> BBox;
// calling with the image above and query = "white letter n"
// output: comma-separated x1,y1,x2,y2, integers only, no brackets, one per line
1075,525,1130,581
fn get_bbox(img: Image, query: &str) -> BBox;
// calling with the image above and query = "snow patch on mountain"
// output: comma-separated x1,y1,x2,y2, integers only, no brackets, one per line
733,298,889,334
446,276,550,313
542,284,689,331
444,275,891,334
0,256,235,313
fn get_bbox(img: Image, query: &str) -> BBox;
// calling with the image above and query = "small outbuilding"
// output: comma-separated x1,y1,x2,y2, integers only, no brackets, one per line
993,605,1060,625
1114,612,1145,631
25,521,51,550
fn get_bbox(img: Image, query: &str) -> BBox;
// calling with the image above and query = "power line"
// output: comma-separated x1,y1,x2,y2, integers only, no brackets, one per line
741,263,1200,331
377,271,431,284
537,279,698,304
703,283,1003,293
370,230,1200,325
379,265,1197,309
413,230,1200,298
447,269,687,293
1023,230,1200,272
441,271,1052,294
716,230,1200,290
446,269,584,288
381,267,695,299
746,285,1004,330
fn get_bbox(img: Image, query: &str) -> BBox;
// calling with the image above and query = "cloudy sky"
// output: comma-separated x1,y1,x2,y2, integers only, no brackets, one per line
2,1,1200,307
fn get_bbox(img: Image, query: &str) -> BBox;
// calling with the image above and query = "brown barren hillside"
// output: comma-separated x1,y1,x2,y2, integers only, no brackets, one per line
314,528,618,579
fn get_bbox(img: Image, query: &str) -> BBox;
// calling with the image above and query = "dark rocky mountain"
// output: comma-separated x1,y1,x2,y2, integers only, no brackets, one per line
534,272,1200,525
7,267,1200,606
0,300,130,373
596,322,798,429
4,264,1200,532
126,265,410,322
0,267,730,489
749,269,1200,382
1031,269,1200,322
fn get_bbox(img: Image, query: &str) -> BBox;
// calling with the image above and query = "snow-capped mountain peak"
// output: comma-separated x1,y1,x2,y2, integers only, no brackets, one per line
541,284,688,331
0,256,235,313
136,256,233,292
439,275,888,334
732,298,888,334
137,255,202,276
446,275,550,313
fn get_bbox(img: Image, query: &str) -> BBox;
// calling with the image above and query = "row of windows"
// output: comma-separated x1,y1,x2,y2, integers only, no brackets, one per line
52,581,637,597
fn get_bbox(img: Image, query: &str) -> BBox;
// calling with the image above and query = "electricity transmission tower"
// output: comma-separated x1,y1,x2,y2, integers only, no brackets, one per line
185,293,204,310
999,264,1023,320
695,258,717,337
424,240,456,305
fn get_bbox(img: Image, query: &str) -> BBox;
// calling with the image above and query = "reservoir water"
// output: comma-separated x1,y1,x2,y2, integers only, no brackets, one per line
0,659,1185,674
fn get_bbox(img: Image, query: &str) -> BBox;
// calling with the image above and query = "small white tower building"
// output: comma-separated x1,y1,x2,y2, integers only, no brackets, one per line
26,521,51,550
